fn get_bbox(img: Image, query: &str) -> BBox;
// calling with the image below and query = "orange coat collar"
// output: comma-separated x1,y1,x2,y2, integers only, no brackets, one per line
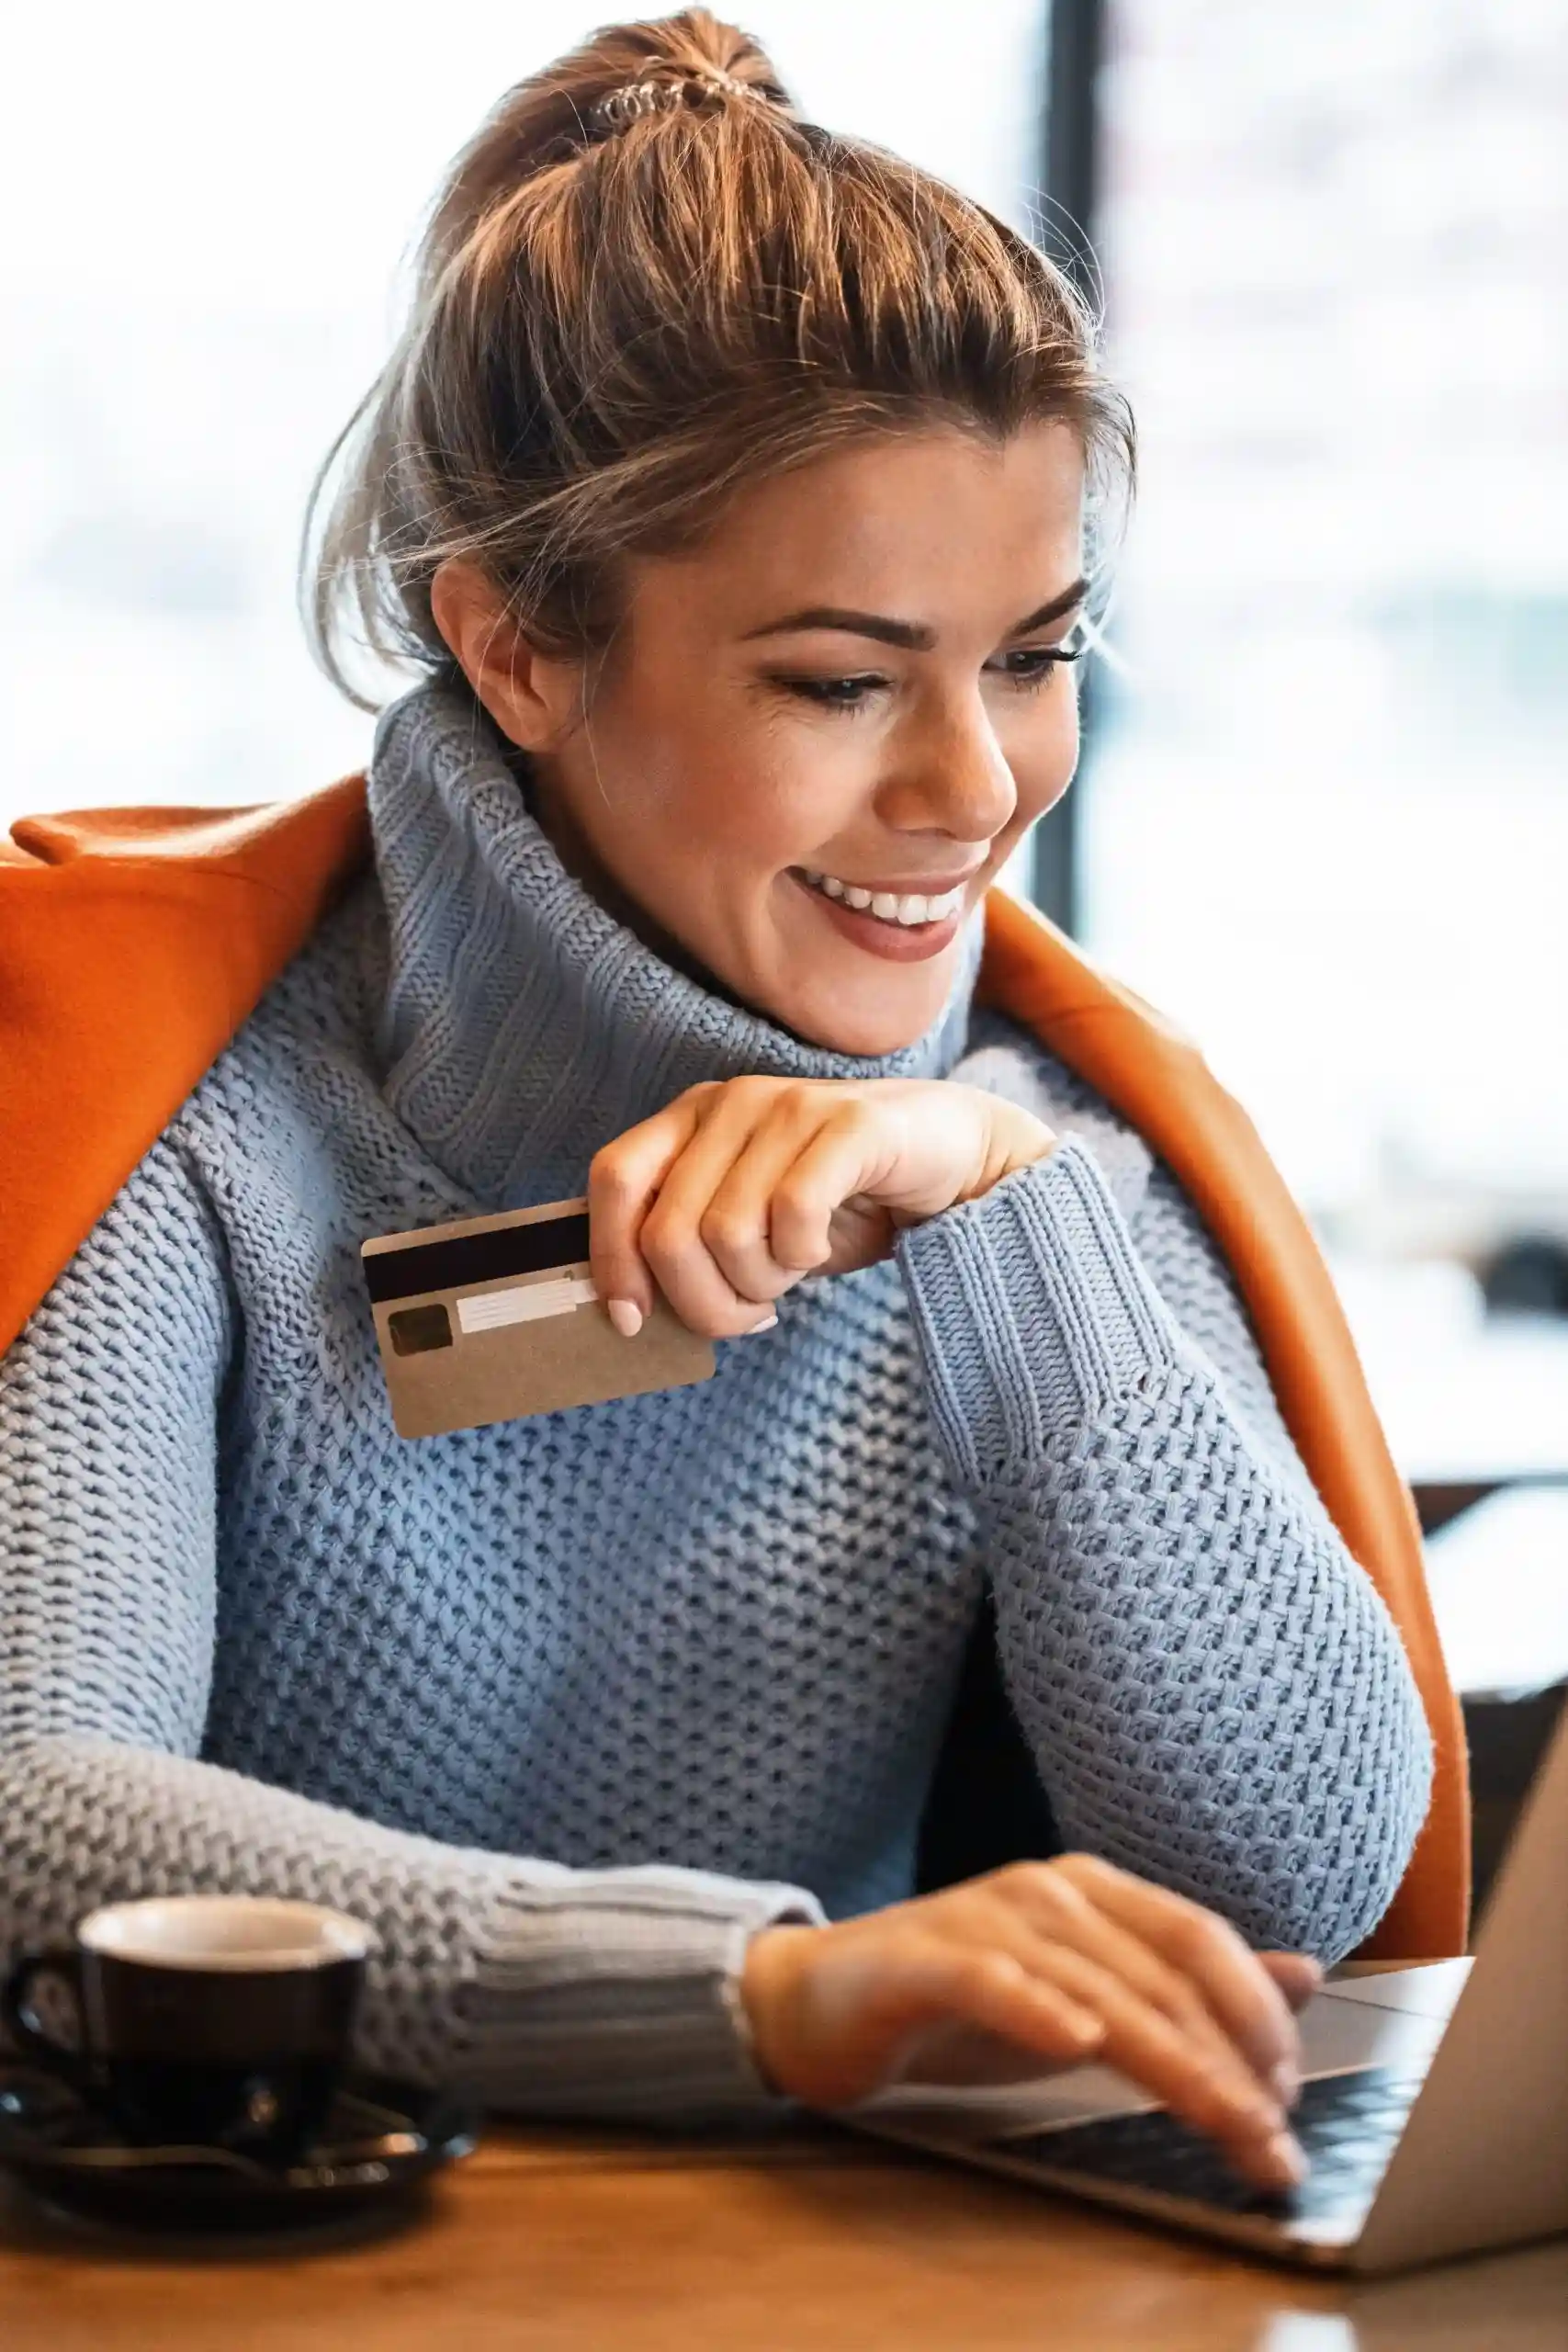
0,777,1467,1959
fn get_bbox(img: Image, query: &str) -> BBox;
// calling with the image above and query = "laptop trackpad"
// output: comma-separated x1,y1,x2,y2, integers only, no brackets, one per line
1297,1984,1451,2078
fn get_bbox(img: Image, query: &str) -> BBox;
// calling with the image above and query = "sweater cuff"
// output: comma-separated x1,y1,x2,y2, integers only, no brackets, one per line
897,1139,1182,1489
452,1866,824,2123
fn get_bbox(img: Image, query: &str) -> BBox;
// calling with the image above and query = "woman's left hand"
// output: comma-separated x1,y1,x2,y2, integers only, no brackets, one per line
588,1077,1055,1338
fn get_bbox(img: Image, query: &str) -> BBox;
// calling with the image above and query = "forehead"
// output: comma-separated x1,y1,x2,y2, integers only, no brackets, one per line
645,421,1085,632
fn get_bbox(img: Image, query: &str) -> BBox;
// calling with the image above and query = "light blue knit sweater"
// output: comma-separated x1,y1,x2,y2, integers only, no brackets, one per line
0,685,1432,2118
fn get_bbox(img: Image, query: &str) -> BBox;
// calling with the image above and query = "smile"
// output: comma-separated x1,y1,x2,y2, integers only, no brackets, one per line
797,869,966,929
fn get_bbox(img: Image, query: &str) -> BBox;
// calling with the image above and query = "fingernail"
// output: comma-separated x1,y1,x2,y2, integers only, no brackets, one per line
606,1297,644,1339
1269,2059,1300,2109
747,1312,779,1334
1262,2130,1306,2188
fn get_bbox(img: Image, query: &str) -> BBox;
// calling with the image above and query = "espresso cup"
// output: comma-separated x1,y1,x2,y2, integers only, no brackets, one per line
2,1895,373,2161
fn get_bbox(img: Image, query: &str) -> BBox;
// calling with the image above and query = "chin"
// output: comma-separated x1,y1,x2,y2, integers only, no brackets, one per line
781,984,948,1059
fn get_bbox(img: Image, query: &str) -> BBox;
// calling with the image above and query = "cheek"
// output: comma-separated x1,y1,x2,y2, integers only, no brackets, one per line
610,764,800,931
1007,690,1081,823
669,722,863,885
599,719,771,872
593,666,874,894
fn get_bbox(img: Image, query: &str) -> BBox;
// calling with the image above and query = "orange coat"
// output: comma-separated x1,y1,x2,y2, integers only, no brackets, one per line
0,779,1469,1959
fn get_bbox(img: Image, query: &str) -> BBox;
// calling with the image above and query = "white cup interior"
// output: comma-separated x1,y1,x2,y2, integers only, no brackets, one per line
78,1896,372,1973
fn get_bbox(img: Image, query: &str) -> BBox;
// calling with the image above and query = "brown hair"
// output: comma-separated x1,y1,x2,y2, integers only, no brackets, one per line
305,7,1133,708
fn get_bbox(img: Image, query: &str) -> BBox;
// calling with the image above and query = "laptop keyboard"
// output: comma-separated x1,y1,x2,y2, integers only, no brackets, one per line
1000,2066,1425,2222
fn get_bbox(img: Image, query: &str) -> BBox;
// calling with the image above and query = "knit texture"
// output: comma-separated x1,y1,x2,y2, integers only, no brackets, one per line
0,684,1433,2119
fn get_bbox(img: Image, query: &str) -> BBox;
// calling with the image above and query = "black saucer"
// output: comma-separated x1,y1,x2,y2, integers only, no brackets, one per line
0,2065,478,2233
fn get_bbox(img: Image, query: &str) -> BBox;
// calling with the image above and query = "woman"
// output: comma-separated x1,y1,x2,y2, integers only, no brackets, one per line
0,12,1434,2191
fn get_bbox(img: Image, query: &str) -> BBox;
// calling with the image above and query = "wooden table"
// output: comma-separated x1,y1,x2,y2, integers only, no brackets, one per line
2,2118,1564,2351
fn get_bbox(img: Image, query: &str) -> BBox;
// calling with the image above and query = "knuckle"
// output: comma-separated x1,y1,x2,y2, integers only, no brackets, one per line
1055,1851,1114,1893
771,1170,822,1223
770,1175,807,1221
1004,1860,1079,1914
1168,1909,1235,1973
724,1075,781,1113
698,1206,753,1260
956,1950,1018,2006
591,1152,638,1209
772,1178,825,1242
831,1096,878,1139
638,1203,683,1269
764,1085,820,1139
1160,1980,1213,2036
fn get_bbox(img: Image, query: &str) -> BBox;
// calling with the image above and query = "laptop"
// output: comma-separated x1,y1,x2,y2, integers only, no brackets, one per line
849,1696,1568,2273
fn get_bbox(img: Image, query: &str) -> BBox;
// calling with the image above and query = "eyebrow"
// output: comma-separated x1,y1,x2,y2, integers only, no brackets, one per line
739,577,1089,652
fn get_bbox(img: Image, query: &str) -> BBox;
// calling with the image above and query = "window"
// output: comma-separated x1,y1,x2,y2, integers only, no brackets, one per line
1084,1,1568,1272
0,3,1045,829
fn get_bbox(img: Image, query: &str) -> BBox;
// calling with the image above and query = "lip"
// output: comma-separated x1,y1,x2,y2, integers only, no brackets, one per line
795,866,985,897
786,868,968,964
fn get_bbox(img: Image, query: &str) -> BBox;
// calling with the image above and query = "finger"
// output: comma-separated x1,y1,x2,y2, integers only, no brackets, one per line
766,1102,896,1272
1005,1868,1266,2103
1052,1857,1302,2098
639,1077,831,1336
697,1099,838,1304
637,1082,810,1335
895,2018,1089,2089
1258,1952,1325,2018
790,1940,1105,2109
868,1946,1106,2093
919,1885,1294,2188
1036,1948,1302,2193
588,1092,708,1326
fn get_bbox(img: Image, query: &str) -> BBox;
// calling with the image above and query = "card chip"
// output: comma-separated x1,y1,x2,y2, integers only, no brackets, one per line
363,1194,716,1437
388,1303,455,1356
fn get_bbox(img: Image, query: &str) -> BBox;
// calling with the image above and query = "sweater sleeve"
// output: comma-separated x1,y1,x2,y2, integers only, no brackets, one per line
896,1140,1434,1962
0,1138,818,2121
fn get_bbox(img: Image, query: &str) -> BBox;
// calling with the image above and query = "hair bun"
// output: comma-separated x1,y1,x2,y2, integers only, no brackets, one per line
307,7,1128,712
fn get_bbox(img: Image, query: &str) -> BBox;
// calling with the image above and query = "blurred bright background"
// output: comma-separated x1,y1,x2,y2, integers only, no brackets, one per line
0,0,1043,811
1083,1,1568,1518
6,3,1567,1596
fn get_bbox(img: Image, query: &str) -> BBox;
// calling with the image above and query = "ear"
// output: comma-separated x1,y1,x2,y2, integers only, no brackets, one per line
429,558,582,752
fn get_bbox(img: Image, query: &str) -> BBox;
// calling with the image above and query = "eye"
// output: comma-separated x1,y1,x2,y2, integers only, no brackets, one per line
987,645,1084,692
773,673,887,713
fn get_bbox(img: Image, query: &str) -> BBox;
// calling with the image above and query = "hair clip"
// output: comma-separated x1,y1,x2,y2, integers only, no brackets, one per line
693,69,761,103
592,80,671,131
590,69,765,135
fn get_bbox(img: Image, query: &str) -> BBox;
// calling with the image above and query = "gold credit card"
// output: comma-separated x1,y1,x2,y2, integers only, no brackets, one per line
361,1196,716,1440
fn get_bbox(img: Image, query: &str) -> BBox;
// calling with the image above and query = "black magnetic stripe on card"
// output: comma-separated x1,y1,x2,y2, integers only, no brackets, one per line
362,1211,592,1304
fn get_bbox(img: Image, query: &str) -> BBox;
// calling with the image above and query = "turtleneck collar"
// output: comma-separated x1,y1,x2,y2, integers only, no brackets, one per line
367,682,984,1208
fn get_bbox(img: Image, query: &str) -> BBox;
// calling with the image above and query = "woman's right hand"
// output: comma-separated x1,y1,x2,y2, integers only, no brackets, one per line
740,1855,1322,2191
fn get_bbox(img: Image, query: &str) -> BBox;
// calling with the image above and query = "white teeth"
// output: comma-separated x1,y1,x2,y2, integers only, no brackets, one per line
803,870,964,928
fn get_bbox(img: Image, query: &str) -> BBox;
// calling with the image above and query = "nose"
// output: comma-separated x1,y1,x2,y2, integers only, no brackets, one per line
874,690,1019,846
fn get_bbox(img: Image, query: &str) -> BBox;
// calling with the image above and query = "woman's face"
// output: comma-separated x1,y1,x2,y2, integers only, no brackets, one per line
438,422,1087,1056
